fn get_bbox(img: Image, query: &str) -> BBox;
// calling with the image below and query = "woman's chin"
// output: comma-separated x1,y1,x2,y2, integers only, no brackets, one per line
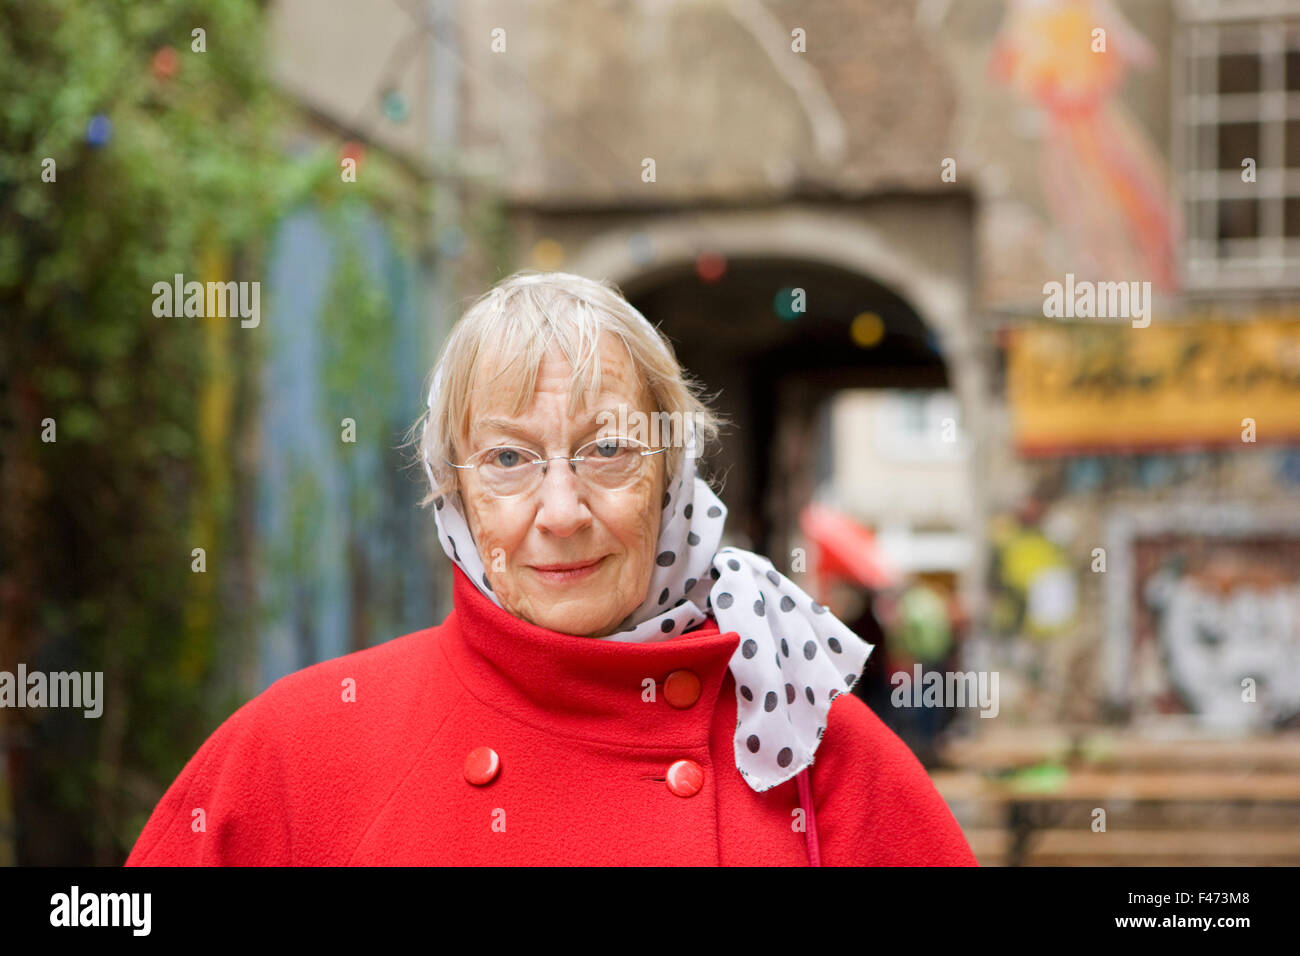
539,608,607,636
518,593,615,637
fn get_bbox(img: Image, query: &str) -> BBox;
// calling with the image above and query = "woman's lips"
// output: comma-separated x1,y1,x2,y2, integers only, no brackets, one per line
529,557,605,583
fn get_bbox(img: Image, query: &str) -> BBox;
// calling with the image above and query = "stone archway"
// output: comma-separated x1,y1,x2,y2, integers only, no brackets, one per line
560,202,989,620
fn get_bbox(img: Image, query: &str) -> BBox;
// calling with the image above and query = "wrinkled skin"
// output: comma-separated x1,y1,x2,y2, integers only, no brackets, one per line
457,333,665,637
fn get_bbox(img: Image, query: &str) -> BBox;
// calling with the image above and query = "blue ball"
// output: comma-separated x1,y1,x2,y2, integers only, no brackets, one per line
86,114,112,147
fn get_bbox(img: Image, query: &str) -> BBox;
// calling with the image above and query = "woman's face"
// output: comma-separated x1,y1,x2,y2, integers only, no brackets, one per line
457,333,666,637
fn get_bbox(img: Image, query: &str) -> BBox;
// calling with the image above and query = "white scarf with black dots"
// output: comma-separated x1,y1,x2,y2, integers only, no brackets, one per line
422,387,873,794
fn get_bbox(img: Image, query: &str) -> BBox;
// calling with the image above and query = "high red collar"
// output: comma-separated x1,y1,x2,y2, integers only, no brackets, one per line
441,564,741,747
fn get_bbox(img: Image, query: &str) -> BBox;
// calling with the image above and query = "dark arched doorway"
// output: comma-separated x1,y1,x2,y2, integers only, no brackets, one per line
625,257,951,565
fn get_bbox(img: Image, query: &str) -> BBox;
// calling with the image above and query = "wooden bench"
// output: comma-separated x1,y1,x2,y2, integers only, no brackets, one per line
957,826,1300,866
940,729,1300,773
931,769,1300,801
929,727,1300,866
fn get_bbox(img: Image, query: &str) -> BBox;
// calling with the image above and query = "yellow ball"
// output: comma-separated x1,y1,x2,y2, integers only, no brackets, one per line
531,238,564,270
850,312,884,347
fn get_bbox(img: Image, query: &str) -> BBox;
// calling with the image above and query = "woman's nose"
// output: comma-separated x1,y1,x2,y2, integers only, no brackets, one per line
533,460,592,535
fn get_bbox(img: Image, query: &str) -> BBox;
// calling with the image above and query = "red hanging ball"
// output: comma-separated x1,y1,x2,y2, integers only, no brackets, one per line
339,140,366,167
151,46,179,81
695,251,726,283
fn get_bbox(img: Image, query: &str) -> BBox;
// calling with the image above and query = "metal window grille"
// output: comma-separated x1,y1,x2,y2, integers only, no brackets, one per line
1175,0,1300,289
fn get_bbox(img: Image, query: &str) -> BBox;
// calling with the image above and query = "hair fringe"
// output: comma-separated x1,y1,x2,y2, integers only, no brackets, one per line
403,271,731,509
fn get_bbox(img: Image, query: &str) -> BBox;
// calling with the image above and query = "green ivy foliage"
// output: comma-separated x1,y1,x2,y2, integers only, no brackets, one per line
0,0,290,866
0,0,436,864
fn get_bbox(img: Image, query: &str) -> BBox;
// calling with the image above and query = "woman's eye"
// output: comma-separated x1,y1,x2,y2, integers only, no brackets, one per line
490,448,524,468
593,440,627,458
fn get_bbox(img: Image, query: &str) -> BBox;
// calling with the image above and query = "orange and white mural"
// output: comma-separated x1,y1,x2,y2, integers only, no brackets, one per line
990,0,1181,292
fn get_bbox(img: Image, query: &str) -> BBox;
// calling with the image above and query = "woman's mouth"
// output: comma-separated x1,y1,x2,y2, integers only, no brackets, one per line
529,557,605,584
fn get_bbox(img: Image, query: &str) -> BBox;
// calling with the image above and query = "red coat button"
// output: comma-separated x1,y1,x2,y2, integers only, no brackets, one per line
665,759,704,797
663,669,702,709
464,746,500,785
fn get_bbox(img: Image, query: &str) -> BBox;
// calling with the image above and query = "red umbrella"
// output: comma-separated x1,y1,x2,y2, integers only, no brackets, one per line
799,503,901,597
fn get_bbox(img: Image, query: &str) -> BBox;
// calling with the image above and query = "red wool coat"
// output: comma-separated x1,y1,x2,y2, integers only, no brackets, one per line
126,566,978,866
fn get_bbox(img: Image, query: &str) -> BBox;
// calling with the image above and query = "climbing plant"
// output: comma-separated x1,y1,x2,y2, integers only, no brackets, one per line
0,0,435,864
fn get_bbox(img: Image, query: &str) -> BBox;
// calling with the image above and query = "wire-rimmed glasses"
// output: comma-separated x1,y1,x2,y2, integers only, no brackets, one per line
445,435,666,499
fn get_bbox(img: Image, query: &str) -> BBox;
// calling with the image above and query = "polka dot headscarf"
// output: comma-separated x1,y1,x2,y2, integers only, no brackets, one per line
420,343,874,796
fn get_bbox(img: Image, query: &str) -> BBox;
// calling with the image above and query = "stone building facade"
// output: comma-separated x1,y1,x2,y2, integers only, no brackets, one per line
268,0,1300,731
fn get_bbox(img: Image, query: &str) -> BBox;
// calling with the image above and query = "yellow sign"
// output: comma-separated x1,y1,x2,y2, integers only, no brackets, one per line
1006,319,1300,454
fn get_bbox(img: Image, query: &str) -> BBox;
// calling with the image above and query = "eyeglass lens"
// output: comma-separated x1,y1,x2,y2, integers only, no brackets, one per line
476,438,649,497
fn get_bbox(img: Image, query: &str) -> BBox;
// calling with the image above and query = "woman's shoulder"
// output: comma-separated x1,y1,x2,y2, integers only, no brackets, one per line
255,623,447,712
126,620,466,865
819,689,963,798
196,620,462,768
812,691,979,865
823,689,908,748
818,690,924,779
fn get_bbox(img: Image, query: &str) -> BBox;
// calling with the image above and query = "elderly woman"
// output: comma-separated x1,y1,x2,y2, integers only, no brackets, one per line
126,271,977,866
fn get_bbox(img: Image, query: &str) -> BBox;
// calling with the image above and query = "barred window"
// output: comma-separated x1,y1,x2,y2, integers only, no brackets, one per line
1175,0,1300,288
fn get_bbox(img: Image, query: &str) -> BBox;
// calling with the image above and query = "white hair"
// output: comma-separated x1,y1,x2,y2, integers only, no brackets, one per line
405,270,723,507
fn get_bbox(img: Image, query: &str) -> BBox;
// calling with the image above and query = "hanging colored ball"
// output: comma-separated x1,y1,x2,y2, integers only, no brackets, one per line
85,115,112,147
850,311,885,347
774,287,801,321
531,238,564,270
151,46,179,80
381,88,410,123
339,140,366,166
695,251,726,283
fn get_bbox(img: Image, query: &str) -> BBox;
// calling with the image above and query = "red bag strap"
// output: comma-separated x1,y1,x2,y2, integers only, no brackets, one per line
795,767,821,866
